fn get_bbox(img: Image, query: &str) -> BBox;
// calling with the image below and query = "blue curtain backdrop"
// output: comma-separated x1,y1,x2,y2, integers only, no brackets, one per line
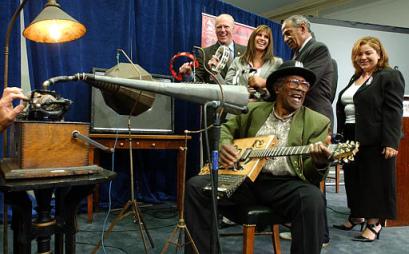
0,0,291,208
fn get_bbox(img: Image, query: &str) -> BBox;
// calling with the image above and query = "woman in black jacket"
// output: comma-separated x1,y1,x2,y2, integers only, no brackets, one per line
333,36,405,242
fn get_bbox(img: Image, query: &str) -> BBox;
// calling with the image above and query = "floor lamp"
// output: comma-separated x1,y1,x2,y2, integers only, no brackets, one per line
2,0,85,252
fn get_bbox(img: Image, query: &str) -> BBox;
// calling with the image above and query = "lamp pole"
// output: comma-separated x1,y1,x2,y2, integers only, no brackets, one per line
4,0,29,90
2,1,29,252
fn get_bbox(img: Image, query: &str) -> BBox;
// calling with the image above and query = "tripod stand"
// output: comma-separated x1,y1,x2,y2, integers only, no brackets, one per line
92,119,154,254
161,131,199,253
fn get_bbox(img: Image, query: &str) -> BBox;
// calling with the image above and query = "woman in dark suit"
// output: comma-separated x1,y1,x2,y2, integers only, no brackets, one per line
333,36,405,241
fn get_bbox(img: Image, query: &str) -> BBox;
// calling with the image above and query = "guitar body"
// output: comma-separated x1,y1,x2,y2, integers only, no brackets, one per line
199,135,278,182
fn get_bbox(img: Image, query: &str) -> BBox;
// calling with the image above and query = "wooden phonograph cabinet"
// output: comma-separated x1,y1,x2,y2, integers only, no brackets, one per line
0,121,90,179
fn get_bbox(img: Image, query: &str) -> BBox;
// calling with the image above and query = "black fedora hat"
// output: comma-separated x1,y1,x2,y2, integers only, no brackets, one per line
266,60,316,97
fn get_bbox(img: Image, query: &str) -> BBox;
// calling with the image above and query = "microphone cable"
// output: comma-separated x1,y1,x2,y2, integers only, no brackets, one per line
100,131,119,254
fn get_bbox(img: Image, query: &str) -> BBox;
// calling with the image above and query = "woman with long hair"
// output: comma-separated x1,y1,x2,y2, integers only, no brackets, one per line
225,24,282,101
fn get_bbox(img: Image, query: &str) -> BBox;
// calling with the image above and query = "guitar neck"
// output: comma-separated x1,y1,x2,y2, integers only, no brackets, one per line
250,144,335,158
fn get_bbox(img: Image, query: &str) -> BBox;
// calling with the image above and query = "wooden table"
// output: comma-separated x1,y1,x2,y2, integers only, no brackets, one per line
87,134,191,222
0,167,116,254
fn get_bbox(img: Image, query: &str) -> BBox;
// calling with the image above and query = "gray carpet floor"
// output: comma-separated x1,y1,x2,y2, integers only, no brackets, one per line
2,173,409,253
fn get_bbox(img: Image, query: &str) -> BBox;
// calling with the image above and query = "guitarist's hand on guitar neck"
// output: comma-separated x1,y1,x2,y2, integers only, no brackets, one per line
309,141,332,170
219,144,240,169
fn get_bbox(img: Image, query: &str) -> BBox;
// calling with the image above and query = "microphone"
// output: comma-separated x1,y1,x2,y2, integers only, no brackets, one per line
207,101,248,115
42,73,249,115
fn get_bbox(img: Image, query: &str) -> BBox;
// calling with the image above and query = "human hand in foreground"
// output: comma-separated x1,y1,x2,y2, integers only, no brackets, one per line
0,87,27,132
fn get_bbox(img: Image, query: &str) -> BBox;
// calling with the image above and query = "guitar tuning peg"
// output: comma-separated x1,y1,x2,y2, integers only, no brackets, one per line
348,156,355,161
343,158,348,163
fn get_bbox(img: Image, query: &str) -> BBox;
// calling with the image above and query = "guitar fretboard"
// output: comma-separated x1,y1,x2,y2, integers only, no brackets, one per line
249,144,336,158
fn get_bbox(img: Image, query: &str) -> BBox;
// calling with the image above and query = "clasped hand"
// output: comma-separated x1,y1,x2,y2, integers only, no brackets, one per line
179,54,221,75
309,141,332,169
248,75,266,89
207,55,220,70
382,147,398,159
179,62,193,75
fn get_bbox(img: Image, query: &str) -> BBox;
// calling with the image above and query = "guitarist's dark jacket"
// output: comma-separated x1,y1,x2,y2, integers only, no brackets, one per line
220,102,330,185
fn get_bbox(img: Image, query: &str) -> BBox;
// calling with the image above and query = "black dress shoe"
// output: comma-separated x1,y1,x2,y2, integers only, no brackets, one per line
352,223,382,242
333,216,365,231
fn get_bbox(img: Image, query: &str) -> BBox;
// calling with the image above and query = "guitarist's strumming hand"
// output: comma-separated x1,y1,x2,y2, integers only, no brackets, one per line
309,141,332,170
220,144,240,168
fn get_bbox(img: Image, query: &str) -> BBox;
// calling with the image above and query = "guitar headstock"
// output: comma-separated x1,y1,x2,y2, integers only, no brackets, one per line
330,141,360,163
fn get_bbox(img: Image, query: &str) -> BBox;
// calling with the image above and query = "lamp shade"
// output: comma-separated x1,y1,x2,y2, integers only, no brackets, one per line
23,3,86,43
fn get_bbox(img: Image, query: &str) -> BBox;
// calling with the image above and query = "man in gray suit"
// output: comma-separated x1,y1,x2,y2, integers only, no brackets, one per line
281,15,335,126
179,13,246,83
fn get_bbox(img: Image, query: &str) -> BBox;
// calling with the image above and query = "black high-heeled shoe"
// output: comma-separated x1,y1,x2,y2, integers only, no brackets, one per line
333,216,365,231
353,223,382,242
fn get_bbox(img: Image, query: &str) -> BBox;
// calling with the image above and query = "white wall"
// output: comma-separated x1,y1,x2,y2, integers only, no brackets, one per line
322,0,409,29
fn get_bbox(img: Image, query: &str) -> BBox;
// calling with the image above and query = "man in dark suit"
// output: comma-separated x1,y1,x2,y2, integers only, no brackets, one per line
281,15,335,127
330,58,338,103
179,13,246,83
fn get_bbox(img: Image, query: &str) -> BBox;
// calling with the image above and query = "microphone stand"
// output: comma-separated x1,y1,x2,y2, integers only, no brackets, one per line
204,101,223,254
205,100,247,254
92,107,154,254
160,131,199,254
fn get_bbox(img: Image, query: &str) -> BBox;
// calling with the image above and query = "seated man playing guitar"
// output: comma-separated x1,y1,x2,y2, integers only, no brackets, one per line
185,60,333,254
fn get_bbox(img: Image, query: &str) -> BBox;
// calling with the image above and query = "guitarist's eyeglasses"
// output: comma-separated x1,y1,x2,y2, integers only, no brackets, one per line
285,79,310,91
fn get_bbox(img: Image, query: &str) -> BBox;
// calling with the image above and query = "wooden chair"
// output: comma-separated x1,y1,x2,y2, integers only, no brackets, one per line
221,205,286,254
220,179,327,254
326,163,341,193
